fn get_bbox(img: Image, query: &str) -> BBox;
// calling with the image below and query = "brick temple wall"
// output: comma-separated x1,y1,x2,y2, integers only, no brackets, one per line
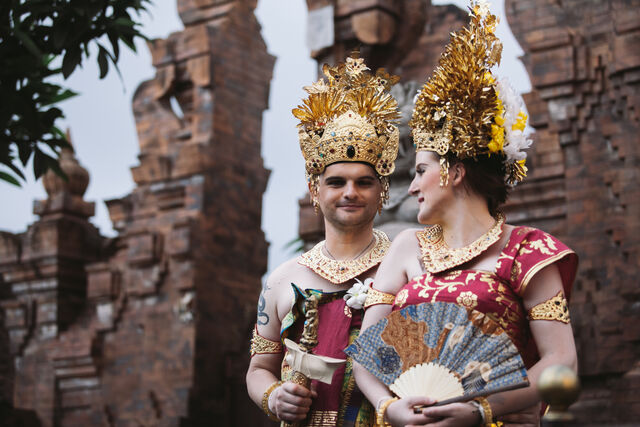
0,0,273,425
505,0,640,423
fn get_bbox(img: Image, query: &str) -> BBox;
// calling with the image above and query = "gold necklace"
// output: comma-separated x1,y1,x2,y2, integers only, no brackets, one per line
416,213,505,274
299,229,391,285
323,236,375,261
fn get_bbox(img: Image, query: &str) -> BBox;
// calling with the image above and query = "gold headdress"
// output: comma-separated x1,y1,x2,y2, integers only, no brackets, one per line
410,0,531,186
293,55,401,179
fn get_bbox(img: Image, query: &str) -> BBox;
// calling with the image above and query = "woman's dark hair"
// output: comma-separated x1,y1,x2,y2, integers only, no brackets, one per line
447,152,509,217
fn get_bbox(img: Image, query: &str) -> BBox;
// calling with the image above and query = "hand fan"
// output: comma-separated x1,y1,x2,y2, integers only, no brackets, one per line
345,302,529,402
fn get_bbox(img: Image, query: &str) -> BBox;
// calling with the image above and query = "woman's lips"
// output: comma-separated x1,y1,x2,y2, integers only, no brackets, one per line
418,197,425,203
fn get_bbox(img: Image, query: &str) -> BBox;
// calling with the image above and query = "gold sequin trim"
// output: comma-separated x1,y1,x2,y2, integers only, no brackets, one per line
299,229,390,284
527,291,570,323
364,287,396,309
417,214,504,274
250,324,283,357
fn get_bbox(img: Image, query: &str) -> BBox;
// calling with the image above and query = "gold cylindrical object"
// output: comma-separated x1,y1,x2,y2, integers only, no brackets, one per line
538,365,580,422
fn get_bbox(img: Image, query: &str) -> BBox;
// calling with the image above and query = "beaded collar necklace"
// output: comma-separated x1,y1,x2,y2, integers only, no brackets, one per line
417,213,504,274
299,229,390,285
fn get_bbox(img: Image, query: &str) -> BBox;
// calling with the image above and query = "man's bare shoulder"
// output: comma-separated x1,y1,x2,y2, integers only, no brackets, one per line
391,228,422,249
265,255,309,291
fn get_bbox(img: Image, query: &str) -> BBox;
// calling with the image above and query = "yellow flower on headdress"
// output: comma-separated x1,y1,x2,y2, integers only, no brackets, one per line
512,111,527,132
488,124,504,153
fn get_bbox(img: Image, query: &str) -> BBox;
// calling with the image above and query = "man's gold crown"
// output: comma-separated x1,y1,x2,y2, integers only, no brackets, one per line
293,55,401,177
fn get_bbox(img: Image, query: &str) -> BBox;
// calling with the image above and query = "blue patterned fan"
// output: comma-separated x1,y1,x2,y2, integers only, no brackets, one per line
345,302,529,402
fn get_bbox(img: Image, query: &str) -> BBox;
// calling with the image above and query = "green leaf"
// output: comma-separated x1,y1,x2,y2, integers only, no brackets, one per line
14,29,42,58
97,45,109,79
41,89,78,106
52,126,67,140
33,149,45,179
114,17,136,27
62,47,82,79
0,171,21,187
108,31,120,61
17,142,33,166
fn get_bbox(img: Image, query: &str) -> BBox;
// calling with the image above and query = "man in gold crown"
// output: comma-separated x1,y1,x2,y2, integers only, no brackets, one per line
246,54,401,426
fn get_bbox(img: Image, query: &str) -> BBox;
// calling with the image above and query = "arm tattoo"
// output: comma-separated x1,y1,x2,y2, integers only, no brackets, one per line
257,283,271,325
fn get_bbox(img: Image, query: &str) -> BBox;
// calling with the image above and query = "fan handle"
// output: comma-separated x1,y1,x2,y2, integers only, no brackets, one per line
412,380,530,413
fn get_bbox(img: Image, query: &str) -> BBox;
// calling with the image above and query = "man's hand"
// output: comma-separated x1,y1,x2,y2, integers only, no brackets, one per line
500,403,541,427
270,381,317,422
386,396,437,427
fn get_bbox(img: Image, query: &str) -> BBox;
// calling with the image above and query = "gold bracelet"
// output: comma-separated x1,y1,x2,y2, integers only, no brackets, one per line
261,380,282,421
473,397,493,427
364,287,396,309
376,397,398,427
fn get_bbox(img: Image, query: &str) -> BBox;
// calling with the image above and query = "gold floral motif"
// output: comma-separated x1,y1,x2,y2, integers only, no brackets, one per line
510,259,522,282
457,291,478,309
250,325,283,357
527,291,570,323
417,214,504,274
299,229,390,284
394,289,409,307
413,276,466,302
363,287,396,309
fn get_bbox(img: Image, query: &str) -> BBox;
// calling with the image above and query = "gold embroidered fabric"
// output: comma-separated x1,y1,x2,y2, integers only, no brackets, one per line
250,324,283,357
364,287,396,309
527,291,570,323
307,410,339,426
299,229,390,284
417,214,504,274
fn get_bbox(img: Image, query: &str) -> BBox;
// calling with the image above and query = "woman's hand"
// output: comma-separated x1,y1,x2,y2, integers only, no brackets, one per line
269,381,317,422
415,402,482,427
385,396,438,427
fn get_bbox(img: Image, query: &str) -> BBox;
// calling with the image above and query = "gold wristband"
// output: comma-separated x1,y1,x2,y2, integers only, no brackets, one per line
364,287,396,309
261,380,282,421
527,291,570,323
376,397,398,427
473,397,493,427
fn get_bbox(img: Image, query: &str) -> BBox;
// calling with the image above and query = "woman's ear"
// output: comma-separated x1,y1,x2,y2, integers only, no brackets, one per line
451,162,466,186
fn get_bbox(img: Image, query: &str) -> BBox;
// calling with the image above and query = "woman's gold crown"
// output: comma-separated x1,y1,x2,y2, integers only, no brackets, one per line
411,0,530,186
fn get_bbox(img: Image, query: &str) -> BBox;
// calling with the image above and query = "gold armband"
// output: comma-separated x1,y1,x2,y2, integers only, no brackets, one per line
376,397,398,427
250,324,283,357
261,380,282,421
364,287,396,309
527,291,570,323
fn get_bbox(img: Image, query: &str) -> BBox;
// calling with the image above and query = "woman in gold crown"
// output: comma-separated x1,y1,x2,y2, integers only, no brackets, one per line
353,2,578,426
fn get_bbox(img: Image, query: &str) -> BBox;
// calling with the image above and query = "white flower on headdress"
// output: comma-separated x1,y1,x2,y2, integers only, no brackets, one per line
496,77,532,163
344,278,373,310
